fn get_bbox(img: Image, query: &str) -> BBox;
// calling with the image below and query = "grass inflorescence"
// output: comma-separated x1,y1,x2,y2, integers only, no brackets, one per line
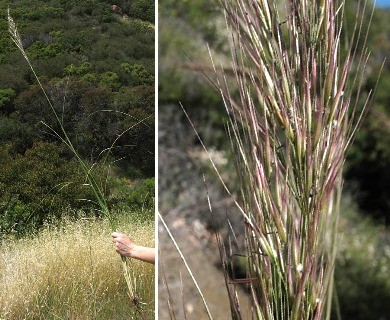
184,0,381,319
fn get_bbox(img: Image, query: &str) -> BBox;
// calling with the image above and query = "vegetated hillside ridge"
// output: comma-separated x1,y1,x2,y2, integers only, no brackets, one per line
0,0,155,234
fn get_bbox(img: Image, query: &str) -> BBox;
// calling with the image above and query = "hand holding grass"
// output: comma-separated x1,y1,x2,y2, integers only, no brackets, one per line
111,232,155,264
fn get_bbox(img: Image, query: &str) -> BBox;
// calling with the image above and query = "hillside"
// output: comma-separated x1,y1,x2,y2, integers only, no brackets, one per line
0,0,155,234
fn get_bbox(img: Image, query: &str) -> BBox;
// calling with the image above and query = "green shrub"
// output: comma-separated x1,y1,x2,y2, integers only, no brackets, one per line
126,178,154,210
121,63,154,85
99,71,121,91
0,88,16,111
63,62,92,76
0,142,103,235
81,72,98,84
0,116,36,153
333,198,390,320
27,41,62,60
128,0,154,23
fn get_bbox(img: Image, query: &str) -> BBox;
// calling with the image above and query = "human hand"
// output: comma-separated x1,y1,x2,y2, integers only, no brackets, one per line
111,232,135,257
111,231,155,264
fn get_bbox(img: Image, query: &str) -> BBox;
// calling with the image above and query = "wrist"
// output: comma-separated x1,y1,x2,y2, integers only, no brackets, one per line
128,245,141,259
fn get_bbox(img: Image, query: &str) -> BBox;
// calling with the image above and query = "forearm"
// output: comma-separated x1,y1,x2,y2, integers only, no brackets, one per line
129,245,155,264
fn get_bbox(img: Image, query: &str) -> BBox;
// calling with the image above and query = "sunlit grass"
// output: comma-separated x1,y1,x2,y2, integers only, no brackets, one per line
0,213,154,319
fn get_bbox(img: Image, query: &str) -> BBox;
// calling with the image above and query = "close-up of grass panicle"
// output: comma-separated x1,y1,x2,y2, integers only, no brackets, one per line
207,0,380,319
159,0,381,319
6,10,154,319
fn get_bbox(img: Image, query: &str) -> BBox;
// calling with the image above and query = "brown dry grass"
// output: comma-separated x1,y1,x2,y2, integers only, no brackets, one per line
0,214,154,319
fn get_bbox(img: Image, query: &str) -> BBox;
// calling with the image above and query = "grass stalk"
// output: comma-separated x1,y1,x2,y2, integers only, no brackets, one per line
158,212,214,320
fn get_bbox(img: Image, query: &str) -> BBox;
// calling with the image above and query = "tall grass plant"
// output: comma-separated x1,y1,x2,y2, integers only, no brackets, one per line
160,0,380,319
206,0,380,318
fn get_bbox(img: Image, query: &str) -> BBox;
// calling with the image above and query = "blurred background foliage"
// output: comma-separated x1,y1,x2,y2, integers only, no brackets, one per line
159,0,389,319
0,0,155,235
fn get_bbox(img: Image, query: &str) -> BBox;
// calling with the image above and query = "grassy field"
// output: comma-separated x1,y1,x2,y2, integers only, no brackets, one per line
0,213,154,319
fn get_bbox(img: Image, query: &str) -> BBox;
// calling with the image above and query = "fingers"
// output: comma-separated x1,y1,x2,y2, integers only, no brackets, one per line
111,233,133,257
111,231,123,238
112,233,126,250
111,232,124,243
113,241,127,256
111,233,133,243
113,239,121,252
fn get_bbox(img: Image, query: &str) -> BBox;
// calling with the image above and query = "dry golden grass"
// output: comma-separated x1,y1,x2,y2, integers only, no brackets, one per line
0,215,154,319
